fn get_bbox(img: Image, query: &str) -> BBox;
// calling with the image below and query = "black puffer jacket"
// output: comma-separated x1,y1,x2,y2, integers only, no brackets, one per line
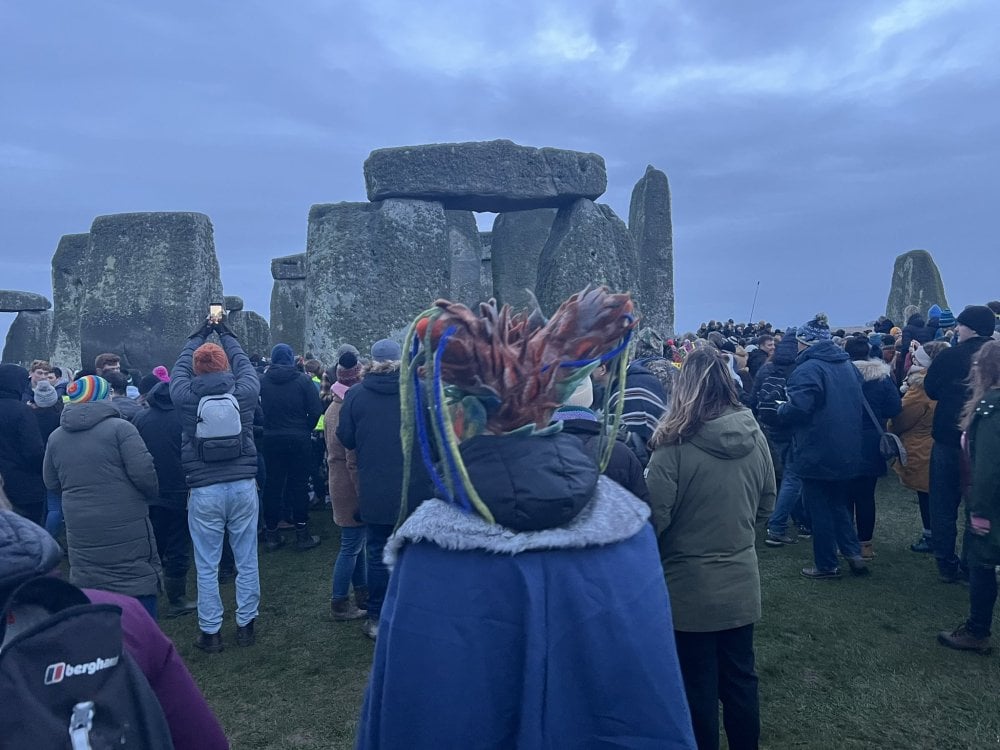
924,335,992,447
0,365,45,513
132,382,187,510
169,332,261,489
336,370,432,526
459,432,599,531
558,419,649,504
259,364,323,438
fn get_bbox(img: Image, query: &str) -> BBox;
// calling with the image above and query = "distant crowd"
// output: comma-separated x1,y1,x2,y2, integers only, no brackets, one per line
1,294,998,749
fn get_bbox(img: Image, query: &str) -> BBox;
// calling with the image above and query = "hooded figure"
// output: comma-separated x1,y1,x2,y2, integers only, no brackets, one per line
355,288,697,749
0,364,45,522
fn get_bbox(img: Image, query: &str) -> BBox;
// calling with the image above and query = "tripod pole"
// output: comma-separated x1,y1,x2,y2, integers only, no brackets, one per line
748,281,761,323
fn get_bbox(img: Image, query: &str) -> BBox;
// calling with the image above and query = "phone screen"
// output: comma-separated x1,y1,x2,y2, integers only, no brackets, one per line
209,303,224,323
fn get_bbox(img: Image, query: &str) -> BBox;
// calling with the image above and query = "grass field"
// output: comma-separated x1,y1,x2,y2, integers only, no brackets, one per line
160,478,1000,750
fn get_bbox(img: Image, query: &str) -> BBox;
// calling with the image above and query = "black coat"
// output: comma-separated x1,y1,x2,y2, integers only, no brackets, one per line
132,382,188,510
559,419,649,504
853,359,902,477
33,403,63,447
259,365,323,439
0,364,45,513
924,335,992,447
901,315,935,349
169,332,261,489
336,371,432,526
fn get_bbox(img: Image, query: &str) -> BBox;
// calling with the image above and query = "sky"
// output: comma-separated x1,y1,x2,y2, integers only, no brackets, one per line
2,0,998,348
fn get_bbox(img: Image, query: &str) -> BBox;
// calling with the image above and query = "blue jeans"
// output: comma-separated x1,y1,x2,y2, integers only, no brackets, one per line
44,490,63,539
802,479,861,571
135,595,158,621
930,441,965,571
188,478,260,633
366,524,394,621
968,565,999,638
331,525,367,601
768,469,803,534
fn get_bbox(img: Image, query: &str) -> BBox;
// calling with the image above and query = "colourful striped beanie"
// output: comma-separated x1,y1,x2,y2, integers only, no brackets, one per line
67,375,111,403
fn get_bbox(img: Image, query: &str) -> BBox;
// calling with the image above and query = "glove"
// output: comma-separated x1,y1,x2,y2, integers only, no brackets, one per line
214,318,236,339
189,318,213,340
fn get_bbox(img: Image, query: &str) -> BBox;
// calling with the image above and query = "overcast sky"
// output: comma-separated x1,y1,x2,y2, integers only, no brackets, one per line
2,0,998,348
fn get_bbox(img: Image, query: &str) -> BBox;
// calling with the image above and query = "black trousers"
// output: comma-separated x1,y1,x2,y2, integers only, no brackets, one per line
674,625,760,750
148,505,191,580
262,434,311,528
847,474,879,543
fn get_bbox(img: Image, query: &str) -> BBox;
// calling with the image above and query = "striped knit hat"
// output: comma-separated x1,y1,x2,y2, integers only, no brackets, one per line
66,375,111,403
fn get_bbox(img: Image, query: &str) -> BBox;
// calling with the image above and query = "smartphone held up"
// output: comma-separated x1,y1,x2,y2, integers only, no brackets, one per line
209,303,224,325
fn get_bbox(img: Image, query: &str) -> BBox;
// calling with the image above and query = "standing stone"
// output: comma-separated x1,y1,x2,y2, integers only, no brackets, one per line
629,165,675,335
51,233,90,371
0,291,51,312
2,311,53,365
305,200,450,361
79,213,223,373
228,310,270,358
446,210,485,308
479,232,494,300
886,249,949,326
364,140,607,212
490,209,557,310
536,200,639,316
223,295,244,311
269,253,307,352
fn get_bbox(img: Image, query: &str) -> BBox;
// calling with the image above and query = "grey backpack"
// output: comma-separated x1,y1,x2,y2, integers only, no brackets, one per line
195,392,243,462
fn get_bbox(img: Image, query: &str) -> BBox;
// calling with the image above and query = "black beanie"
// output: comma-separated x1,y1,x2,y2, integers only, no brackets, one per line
957,305,995,337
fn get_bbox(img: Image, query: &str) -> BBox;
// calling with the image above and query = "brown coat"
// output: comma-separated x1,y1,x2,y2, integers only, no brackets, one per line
889,372,935,493
324,394,362,527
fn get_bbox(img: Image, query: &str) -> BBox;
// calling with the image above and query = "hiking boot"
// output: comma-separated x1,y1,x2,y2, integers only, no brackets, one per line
910,535,933,553
276,520,296,530
938,624,992,655
353,586,369,613
765,529,797,547
236,619,256,647
195,630,223,653
294,525,321,551
800,567,841,580
361,617,379,641
163,576,197,618
860,541,876,561
796,525,812,539
264,529,285,551
331,597,366,621
847,558,871,577
939,558,968,584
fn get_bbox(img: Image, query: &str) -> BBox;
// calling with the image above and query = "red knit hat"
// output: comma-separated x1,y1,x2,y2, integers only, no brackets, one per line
193,343,229,375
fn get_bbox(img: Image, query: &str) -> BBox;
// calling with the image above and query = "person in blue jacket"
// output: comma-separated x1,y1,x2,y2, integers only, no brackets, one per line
355,287,696,750
777,314,869,579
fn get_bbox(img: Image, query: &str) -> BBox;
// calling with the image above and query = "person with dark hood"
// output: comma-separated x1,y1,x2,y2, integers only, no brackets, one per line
0,509,229,749
0,364,46,523
133,380,197,619
259,342,324,551
924,304,996,582
43,376,162,618
775,314,869,579
355,288,696,749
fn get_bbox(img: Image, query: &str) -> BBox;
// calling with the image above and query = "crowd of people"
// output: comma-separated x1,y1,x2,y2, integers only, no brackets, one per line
0,292,998,749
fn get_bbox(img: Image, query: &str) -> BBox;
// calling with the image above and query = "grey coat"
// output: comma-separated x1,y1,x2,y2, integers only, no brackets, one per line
43,401,161,597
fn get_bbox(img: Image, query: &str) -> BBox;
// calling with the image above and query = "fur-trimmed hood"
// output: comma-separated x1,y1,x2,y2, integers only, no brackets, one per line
383,476,650,568
853,357,892,382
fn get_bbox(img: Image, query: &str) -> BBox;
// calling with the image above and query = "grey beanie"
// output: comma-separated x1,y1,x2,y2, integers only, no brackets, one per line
32,380,59,408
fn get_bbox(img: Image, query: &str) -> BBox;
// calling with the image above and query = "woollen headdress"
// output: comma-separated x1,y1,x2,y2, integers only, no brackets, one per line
67,375,110,403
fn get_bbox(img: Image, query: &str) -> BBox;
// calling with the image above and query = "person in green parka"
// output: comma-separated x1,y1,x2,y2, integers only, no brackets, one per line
938,340,1000,654
646,347,776,750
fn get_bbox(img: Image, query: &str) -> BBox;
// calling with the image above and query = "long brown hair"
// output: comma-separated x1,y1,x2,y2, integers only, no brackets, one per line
651,348,742,448
961,340,1000,432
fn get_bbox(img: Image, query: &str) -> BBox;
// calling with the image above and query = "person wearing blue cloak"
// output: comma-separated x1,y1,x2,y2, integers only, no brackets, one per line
355,287,697,750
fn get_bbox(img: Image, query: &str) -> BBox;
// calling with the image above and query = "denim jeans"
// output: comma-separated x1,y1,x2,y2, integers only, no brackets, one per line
768,469,803,534
930,441,964,570
967,564,999,638
331,525,367,601
674,625,760,750
188,478,260,633
802,479,861,571
44,490,63,539
365,524,395,621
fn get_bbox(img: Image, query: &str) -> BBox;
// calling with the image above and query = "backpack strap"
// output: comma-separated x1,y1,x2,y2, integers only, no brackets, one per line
861,396,886,436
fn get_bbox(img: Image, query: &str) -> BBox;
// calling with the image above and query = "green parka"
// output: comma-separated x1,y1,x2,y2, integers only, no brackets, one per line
966,390,1000,567
646,407,776,633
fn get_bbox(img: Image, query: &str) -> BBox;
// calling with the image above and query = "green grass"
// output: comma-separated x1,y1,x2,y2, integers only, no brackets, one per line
160,479,1000,749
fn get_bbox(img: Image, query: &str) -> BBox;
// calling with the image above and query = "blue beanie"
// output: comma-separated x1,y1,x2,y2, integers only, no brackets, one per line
928,304,942,320
938,308,956,328
270,343,295,366
796,313,831,345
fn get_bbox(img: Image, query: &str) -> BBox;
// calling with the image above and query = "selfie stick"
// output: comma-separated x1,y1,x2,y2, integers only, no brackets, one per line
748,281,761,323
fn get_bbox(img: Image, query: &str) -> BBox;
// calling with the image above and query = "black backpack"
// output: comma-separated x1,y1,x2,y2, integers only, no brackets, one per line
755,371,789,427
0,577,173,750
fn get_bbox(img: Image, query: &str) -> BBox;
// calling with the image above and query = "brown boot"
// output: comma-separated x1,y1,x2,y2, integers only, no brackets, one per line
938,624,992,655
330,597,366,621
860,541,875,561
353,586,369,613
